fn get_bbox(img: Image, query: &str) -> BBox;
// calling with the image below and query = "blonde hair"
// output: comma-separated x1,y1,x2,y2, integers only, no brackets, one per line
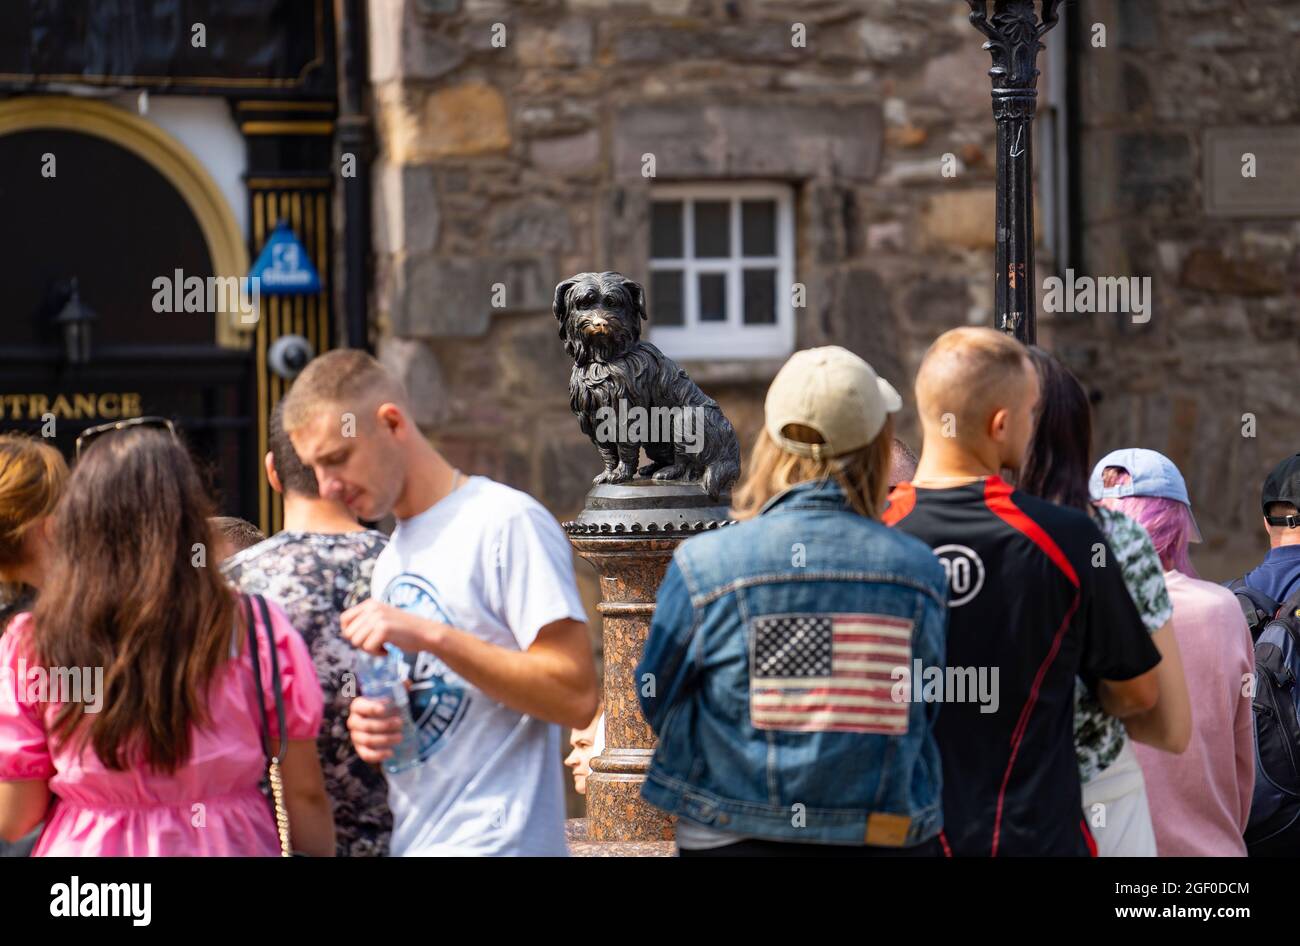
210,516,266,554
281,349,409,434
915,327,1030,445
0,434,68,569
732,416,894,521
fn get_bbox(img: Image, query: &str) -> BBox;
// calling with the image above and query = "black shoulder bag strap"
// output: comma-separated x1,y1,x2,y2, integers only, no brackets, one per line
1227,578,1282,641
243,593,292,856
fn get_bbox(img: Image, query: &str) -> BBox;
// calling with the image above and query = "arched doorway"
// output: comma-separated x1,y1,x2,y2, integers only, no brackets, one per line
0,96,256,519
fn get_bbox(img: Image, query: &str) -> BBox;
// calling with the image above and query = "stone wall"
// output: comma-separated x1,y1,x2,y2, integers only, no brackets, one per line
367,0,1009,535
1046,0,1300,580
366,0,1297,592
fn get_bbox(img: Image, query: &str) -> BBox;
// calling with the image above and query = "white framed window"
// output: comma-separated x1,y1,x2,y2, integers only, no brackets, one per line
647,182,795,361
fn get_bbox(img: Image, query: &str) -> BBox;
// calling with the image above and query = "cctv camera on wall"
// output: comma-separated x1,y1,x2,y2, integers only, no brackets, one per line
268,335,313,380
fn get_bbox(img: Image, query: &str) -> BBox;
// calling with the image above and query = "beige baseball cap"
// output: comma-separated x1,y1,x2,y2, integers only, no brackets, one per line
764,346,902,460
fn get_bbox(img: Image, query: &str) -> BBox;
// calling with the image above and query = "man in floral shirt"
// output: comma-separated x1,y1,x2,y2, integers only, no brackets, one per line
224,402,392,857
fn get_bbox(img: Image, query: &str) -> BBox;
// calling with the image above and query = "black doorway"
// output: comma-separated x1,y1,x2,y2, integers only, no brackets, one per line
0,123,256,519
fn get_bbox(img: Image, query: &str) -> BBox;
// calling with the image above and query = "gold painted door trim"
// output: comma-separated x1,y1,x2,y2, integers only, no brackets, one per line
250,183,333,534
0,95,252,349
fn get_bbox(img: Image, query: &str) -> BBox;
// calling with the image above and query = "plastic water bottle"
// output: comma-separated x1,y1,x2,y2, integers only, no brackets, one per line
353,644,421,775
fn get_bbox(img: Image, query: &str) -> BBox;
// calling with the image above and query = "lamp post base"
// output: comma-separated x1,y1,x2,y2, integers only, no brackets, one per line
563,480,733,849
586,748,673,842
566,818,675,857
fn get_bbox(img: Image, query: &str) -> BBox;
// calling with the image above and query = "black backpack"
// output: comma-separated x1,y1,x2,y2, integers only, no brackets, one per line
1227,578,1300,855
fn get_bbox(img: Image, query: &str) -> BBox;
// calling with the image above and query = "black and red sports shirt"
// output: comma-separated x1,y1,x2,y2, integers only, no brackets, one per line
885,476,1160,857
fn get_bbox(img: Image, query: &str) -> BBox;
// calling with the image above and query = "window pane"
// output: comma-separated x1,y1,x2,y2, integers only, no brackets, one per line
698,273,727,322
742,200,777,256
650,270,684,326
694,201,730,258
651,202,683,258
743,269,776,325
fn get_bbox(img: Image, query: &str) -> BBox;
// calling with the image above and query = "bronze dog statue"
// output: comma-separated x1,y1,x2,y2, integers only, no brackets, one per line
554,272,740,500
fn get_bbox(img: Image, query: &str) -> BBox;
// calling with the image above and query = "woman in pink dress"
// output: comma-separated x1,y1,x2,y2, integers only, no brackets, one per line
0,425,335,856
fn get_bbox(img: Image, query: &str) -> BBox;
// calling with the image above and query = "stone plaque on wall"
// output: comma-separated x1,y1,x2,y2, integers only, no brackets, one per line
1203,126,1300,217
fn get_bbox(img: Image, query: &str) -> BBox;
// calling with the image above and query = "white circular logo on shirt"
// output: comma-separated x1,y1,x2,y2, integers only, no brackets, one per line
384,573,470,761
933,545,986,607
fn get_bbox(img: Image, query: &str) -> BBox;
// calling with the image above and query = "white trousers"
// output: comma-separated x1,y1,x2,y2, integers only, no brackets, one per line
1080,739,1158,857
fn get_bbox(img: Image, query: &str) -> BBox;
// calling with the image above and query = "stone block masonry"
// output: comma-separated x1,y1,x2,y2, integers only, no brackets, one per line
367,0,1006,535
1047,0,1300,581
365,0,1292,583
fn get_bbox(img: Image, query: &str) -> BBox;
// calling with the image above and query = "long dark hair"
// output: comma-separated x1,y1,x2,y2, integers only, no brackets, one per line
1018,346,1093,511
32,427,240,773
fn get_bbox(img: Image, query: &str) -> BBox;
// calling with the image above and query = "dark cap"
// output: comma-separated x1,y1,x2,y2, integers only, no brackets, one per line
1262,454,1300,526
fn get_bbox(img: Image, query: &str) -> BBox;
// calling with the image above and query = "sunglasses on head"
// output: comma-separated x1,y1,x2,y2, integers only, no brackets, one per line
75,416,178,461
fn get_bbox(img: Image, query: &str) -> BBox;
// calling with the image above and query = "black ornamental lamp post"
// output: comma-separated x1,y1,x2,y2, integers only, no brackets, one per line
967,0,1065,345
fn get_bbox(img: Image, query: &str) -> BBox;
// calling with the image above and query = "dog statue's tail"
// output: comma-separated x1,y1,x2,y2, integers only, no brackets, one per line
702,457,740,502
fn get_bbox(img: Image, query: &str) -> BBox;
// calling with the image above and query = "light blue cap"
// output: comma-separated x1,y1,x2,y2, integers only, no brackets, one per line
1089,447,1202,542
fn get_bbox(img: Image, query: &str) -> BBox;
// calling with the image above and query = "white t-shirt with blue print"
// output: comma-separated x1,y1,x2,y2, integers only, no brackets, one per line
370,476,587,856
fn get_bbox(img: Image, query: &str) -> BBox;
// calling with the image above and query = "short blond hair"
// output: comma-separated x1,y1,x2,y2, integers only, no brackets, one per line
0,434,67,569
915,327,1030,446
732,416,894,521
281,349,408,433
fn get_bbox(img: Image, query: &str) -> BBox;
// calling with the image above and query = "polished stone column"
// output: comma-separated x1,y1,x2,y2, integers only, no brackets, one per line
564,480,732,854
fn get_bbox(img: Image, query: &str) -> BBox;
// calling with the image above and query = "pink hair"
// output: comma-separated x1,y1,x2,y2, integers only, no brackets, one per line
1096,467,1199,578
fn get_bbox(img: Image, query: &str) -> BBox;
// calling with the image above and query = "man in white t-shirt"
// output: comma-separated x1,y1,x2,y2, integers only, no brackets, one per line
281,350,598,856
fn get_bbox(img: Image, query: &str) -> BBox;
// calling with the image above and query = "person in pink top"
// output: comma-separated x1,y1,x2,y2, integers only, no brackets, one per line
0,423,334,856
1092,449,1255,857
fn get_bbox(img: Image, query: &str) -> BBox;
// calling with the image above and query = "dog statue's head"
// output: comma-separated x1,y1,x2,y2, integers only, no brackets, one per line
554,272,647,365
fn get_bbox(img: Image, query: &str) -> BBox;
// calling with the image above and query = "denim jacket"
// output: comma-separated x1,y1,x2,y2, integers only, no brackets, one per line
637,478,948,846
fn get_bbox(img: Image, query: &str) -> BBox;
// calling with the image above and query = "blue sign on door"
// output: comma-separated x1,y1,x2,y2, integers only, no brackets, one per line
250,221,321,294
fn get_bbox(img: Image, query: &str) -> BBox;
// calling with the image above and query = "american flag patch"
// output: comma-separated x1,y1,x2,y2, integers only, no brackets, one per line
749,613,912,735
